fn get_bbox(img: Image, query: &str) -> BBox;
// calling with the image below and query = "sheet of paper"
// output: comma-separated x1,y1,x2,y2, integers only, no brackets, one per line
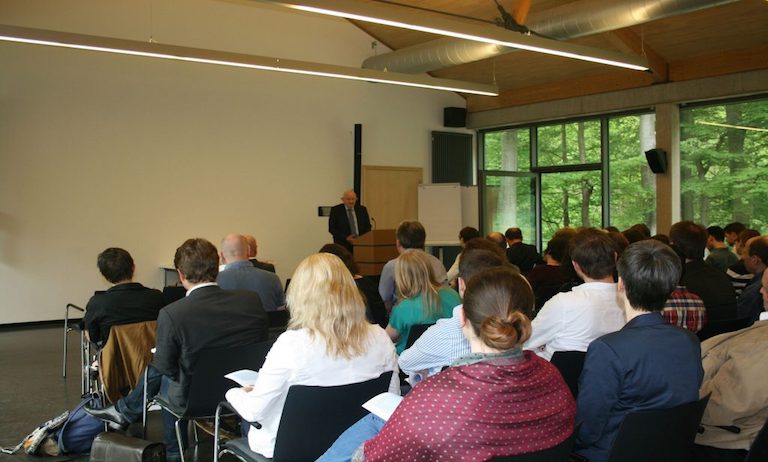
224,369,259,386
362,392,403,422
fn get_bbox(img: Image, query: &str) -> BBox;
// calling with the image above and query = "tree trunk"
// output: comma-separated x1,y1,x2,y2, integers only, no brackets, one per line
680,110,695,219
726,104,749,223
498,130,519,229
578,122,592,227
561,125,570,226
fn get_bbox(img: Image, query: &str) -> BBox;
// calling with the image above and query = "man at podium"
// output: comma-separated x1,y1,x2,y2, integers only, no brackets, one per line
329,190,372,252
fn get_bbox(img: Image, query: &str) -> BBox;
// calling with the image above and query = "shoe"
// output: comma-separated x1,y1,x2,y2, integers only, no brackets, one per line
84,404,129,428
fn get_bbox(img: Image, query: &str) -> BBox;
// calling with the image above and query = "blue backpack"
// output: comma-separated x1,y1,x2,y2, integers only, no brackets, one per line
52,393,105,454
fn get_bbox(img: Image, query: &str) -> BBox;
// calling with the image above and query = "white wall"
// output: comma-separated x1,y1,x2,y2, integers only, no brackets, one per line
0,0,468,323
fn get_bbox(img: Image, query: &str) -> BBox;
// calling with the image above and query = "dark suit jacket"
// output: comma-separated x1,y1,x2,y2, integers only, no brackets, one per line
682,259,738,321
152,285,268,411
328,203,372,251
506,242,543,273
575,313,703,462
249,258,276,273
84,282,166,346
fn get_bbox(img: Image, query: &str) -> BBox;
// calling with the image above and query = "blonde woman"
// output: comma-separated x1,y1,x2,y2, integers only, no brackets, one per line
225,253,400,458
386,251,461,354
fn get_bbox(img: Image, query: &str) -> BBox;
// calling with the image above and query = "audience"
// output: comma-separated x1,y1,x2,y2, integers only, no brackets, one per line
575,240,704,462
445,226,480,285
705,226,739,272
225,253,399,459
86,238,268,461
694,268,768,462
385,251,461,354
244,234,276,273
526,230,573,312
736,235,768,322
398,248,509,381
378,221,447,312
524,228,625,360
217,233,285,312
726,229,761,296
723,222,746,248
504,227,543,273
485,231,507,251
663,244,708,333
670,221,737,321
83,247,165,346
320,243,387,327
318,267,575,462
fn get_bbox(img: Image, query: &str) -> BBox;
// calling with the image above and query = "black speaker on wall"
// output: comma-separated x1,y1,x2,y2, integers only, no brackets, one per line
645,148,668,174
443,107,466,128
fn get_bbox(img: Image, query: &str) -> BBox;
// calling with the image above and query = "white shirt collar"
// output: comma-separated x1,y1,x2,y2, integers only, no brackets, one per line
186,282,218,296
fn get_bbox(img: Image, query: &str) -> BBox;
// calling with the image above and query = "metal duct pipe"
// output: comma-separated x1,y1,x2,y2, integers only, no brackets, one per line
362,0,737,73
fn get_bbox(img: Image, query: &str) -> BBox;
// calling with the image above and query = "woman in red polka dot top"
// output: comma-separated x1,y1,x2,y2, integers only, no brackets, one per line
319,266,576,462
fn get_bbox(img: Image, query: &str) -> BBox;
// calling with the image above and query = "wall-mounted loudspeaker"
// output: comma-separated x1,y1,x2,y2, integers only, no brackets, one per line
645,148,668,174
443,107,466,128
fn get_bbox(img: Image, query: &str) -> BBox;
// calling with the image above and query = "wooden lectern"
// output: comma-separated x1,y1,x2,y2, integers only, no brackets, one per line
353,229,398,276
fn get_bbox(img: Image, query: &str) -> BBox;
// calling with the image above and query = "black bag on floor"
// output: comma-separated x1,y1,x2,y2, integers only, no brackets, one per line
89,432,165,462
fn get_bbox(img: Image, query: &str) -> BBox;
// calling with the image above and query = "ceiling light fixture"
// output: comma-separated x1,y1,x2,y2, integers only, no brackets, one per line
0,24,499,96
255,0,650,72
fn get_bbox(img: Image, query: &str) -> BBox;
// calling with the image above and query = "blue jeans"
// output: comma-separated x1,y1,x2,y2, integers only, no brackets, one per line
316,414,386,462
116,365,187,458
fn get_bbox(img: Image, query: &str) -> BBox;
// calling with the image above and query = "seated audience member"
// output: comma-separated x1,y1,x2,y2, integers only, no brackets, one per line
86,238,269,461
705,226,739,272
386,251,461,354
485,231,507,251
320,243,387,327
504,227,543,273
608,230,631,256
723,222,746,248
217,233,285,312
694,269,768,462
630,223,652,239
662,244,708,333
727,229,761,296
526,231,573,312
651,233,671,245
622,227,646,244
399,248,509,381
225,253,399,459
378,221,447,312
524,228,625,360
84,247,165,346
670,221,737,321
575,240,704,462
318,267,576,462
445,226,480,285
244,234,276,273
736,235,768,322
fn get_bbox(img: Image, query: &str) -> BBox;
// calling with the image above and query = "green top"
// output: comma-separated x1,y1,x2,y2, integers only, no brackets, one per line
390,286,461,354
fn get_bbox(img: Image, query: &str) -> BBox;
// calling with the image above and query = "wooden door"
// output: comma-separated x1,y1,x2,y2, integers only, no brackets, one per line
362,166,423,230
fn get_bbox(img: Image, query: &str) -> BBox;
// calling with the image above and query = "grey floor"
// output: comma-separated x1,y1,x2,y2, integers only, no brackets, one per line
0,324,231,462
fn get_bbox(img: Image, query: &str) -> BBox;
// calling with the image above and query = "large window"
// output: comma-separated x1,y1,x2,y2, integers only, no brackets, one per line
680,97,768,230
480,112,657,245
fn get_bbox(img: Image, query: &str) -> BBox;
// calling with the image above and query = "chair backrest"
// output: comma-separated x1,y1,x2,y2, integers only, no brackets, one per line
745,417,768,462
98,320,157,404
272,371,394,462
550,350,586,399
184,339,274,417
488,432,575,462
405,323,432,349
696,317,752,342
605,395,710,462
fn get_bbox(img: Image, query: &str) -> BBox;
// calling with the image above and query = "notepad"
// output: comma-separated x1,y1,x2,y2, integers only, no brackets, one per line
362,392,403,422
224,369,259,387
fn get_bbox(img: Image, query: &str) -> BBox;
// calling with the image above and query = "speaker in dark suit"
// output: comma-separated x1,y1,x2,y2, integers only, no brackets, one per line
328,190,372,252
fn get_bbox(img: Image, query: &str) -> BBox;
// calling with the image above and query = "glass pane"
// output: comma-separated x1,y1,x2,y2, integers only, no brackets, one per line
540,170,602,240
680,98,768,230
608,113,657,233
482,174,536,243
537,120,601,166
483,128,530,171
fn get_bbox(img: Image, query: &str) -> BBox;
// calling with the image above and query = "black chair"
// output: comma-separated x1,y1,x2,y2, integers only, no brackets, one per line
405,323,432,349
745,417,768,462
696,317,752,342
215,371,393,462
151,339,275,462
550,351,586,399
488,432,575,461
604,395,710,462
266,310,290,341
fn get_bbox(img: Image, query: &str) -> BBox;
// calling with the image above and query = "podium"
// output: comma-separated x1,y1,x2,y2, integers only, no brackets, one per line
353,229,398,276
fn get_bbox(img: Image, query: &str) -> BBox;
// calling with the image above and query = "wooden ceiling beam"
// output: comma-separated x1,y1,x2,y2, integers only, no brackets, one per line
669,45,768,81
605,29,668,83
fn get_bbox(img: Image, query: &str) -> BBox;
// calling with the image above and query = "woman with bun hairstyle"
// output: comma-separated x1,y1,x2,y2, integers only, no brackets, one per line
318,267,576,462
386,250,461,354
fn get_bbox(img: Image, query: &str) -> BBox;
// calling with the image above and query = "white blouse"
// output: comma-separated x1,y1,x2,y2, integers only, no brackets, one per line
225,325,400,458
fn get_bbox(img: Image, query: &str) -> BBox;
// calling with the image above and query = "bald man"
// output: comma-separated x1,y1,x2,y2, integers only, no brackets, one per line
217,234,285,312
244,234,276,273
328,190,372,252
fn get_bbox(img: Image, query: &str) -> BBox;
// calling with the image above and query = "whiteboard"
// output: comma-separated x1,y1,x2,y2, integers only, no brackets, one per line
418,183,463,245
